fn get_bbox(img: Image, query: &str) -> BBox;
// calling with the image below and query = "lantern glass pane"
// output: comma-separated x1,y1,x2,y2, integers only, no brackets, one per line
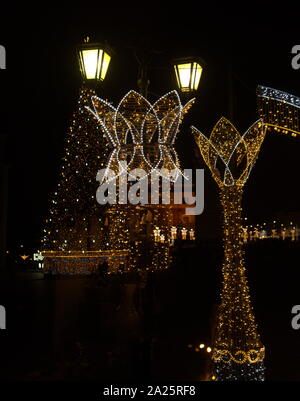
101,52,111,80
174,66,181,89
177,63,192,91
193,63,203,90
81,49,102,79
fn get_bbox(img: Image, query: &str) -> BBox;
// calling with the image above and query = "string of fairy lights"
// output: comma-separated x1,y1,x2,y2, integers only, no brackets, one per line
242,220,298,242
41,83,300,271
257,85,300,137
192,117,266,381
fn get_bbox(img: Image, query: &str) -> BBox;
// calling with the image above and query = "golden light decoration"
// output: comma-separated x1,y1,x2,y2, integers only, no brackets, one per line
189,228,195,240
153,227,161,242
41,86,113,274
192,117,266,381
42,250,129,274
171,226,177,240
87,90,195,183
241,221,298,242
257,85,300,137
181,227,187,240
86,90,195,273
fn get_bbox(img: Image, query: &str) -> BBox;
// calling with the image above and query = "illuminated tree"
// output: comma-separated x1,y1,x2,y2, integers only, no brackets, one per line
192,117,266,381
41,87,109,256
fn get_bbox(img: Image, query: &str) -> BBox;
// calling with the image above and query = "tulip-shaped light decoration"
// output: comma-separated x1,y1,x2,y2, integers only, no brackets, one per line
192,117,266,381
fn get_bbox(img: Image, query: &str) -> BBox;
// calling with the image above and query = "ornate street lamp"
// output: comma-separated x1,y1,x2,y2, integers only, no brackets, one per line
172,57,203,93
77,37,111,83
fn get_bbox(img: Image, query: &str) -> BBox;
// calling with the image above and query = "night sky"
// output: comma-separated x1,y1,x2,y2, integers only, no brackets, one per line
1,4,300,251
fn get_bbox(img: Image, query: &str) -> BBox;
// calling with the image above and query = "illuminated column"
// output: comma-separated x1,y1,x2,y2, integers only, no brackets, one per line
216,185,265,380
193,117,266,381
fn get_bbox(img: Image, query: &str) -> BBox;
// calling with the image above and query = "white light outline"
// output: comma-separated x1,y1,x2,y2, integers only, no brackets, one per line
87,90,193,183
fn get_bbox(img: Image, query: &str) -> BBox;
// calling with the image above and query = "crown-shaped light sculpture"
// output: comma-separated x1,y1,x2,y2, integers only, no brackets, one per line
192,117,266,381
87,90,194,183
257,85,300,137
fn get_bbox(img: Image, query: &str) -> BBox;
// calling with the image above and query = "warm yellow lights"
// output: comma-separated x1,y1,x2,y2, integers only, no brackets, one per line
41,87,113,273
173,58,203,93
181,227,187,240
153,227,161,242
212,347,265,364
207,347,212,353
189,228,195,240
78,41,111,82
199,344,205,349
257,85,300,138
170,226,177,240
88,90,194,273
192,118,266,188
42,250,129,274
